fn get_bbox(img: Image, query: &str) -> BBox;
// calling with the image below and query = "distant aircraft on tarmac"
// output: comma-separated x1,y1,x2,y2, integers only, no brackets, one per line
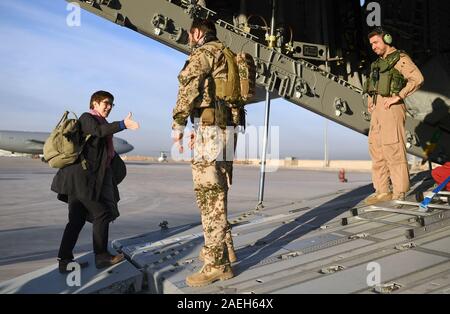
0,130,134,155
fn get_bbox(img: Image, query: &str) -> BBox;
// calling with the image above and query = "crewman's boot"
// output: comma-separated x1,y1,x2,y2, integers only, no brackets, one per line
392,192,407,209
186,264,234,287
392,192,406,201
199,246,237,263
364,192,393,206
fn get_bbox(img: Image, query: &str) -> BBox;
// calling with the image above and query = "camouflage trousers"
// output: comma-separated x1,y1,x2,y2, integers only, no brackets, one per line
192,125,237,267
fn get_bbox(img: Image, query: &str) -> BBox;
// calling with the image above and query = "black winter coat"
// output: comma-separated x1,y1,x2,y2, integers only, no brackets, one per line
51,113,124,204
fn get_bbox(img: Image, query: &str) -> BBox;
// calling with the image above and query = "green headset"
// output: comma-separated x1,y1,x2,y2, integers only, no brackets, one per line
373,27,393,45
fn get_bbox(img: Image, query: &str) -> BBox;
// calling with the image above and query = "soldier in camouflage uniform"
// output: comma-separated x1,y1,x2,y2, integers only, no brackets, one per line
171,19,239,287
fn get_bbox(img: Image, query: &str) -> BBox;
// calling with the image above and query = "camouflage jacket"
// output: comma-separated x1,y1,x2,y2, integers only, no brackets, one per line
172,40,227,132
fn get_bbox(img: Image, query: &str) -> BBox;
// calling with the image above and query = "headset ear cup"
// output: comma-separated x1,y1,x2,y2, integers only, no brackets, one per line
383,33,393,45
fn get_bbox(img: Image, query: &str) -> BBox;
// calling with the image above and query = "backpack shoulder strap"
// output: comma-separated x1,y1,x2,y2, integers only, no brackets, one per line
202,41,227,64
55,111,69,128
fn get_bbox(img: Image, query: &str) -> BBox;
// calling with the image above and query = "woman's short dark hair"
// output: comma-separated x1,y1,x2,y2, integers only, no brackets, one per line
90,91,114,109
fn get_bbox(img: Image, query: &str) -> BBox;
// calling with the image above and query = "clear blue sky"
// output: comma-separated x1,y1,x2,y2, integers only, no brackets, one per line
0,0,370,160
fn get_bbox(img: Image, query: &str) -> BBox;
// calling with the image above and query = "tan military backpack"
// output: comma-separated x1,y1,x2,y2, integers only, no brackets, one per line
215,46,256,106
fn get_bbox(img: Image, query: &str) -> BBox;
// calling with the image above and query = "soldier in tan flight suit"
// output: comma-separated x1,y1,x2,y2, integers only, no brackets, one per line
171,19,238,287
365,28,424,205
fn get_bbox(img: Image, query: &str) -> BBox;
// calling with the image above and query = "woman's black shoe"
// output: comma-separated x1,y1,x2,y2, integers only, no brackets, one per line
95,253,125,269
58,259,89,274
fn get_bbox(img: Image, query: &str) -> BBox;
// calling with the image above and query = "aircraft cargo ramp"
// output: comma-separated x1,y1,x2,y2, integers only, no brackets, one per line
109,172,450,294
2,172,450,294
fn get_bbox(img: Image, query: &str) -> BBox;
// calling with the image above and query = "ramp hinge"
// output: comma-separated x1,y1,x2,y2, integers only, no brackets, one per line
319,265,346,274
374,282,403,294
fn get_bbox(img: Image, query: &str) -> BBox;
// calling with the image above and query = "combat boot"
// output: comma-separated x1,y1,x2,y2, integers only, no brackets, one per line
199,246,237,263
227,246,237,263
186,264,234,287
364,192,393,206
392,193,406,201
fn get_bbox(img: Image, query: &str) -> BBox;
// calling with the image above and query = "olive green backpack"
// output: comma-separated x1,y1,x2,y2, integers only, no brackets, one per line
44,111,90,169
214,47,256,106
208,44,256,130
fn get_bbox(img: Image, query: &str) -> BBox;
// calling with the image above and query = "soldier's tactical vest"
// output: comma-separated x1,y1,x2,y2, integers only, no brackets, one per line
364,50,407,97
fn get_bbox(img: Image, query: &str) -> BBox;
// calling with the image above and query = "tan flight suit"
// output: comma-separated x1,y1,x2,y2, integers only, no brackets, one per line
368,49,424,196
172,40,237,269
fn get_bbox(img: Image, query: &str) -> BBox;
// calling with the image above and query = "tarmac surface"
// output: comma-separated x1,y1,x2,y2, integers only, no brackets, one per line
0,157,372,283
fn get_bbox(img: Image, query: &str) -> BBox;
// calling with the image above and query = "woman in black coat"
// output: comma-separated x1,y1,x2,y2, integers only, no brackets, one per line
51,91,139,272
